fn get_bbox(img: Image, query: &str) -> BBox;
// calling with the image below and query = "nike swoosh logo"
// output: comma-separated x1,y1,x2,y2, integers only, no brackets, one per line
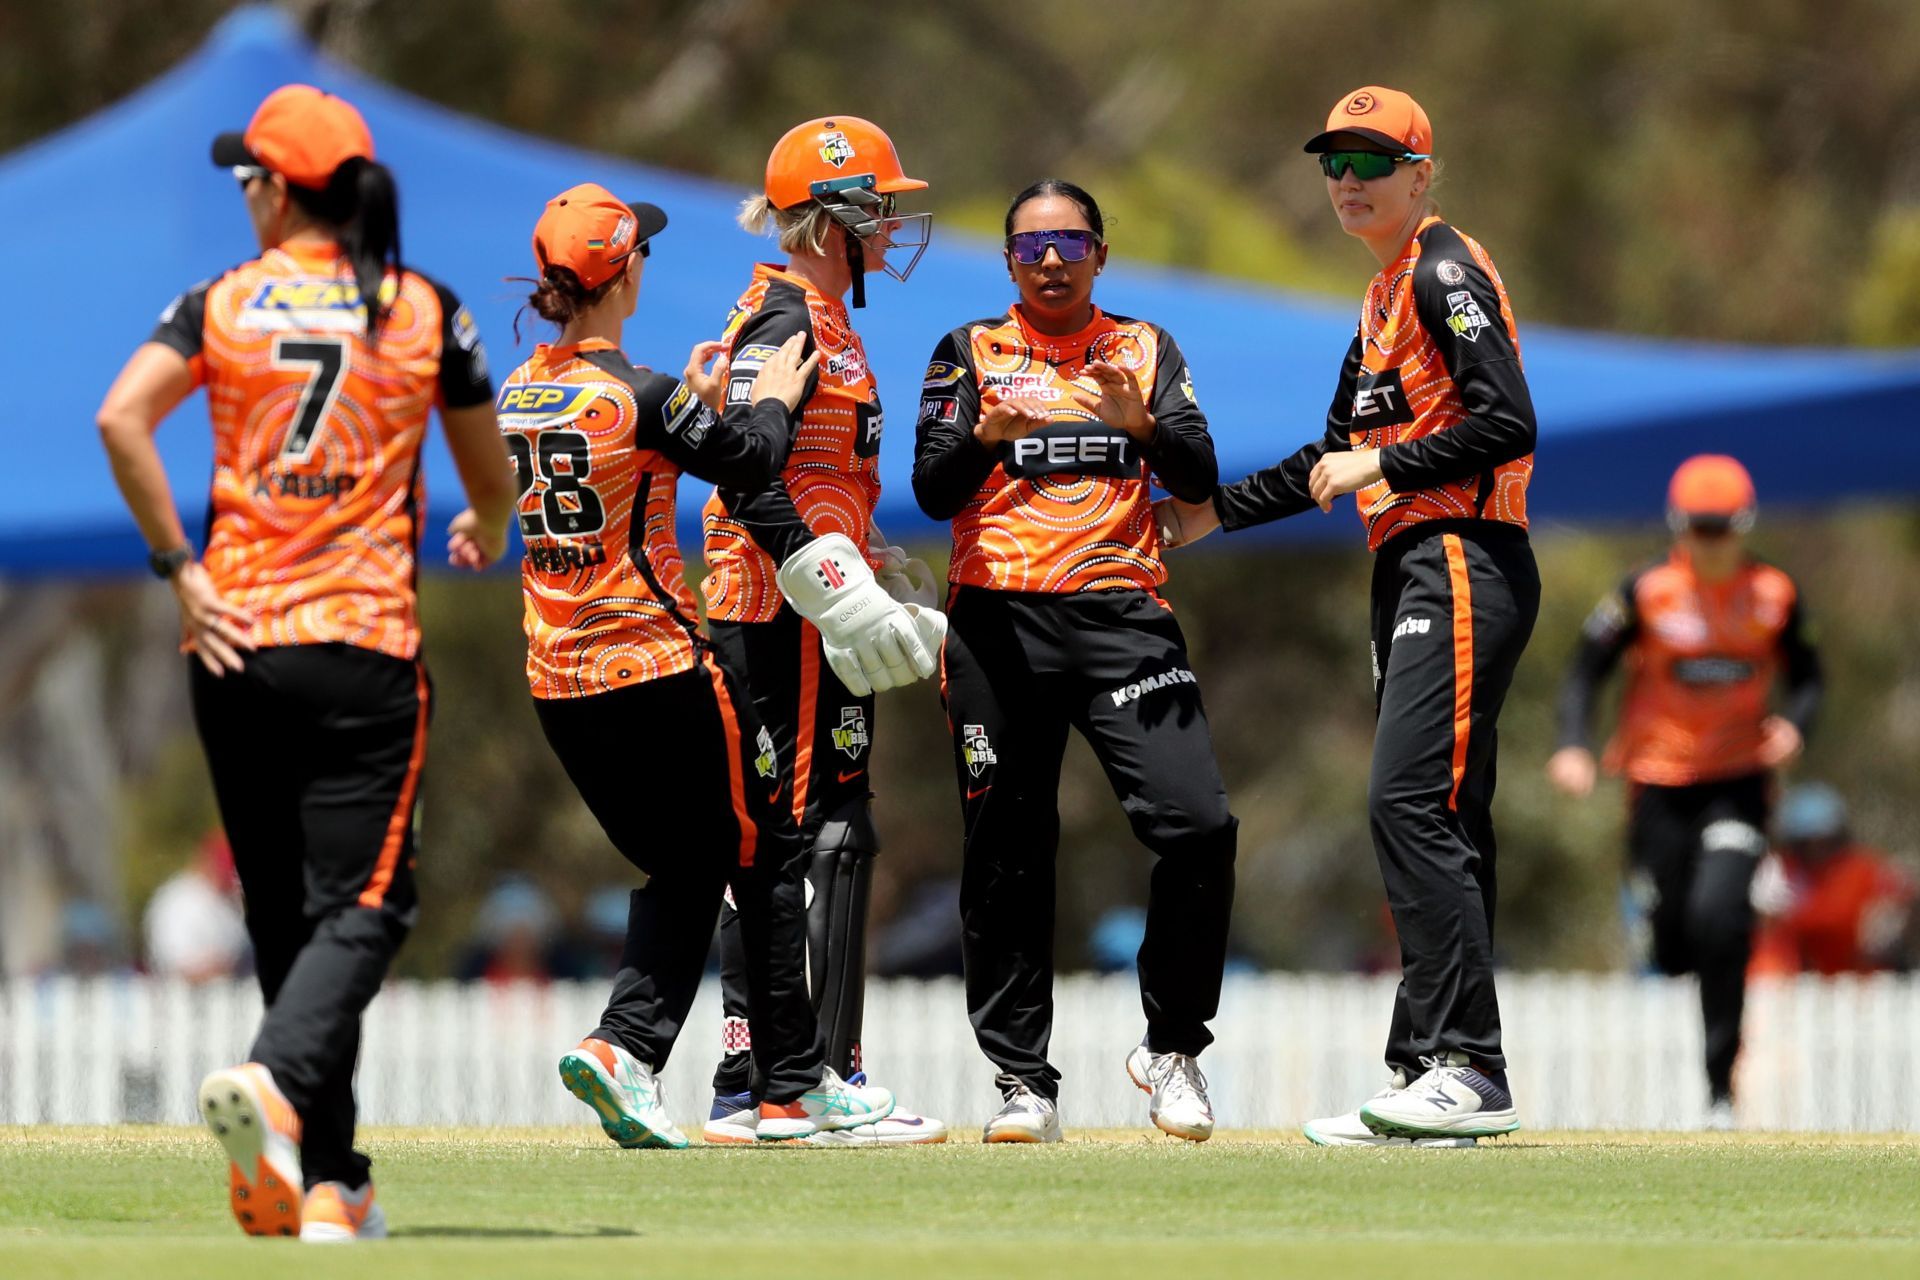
837,769,865,784
767,788,781,806
966,785,991,800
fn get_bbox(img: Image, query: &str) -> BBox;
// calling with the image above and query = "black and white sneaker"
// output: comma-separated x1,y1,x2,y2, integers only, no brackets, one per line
1360,1052,1519,1139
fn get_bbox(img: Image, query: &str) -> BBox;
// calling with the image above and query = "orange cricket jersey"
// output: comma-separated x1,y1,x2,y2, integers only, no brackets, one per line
701,264,883,623
150,241,492,659
497,339,714,698
1349,216,1531,551
1607,552,1801,786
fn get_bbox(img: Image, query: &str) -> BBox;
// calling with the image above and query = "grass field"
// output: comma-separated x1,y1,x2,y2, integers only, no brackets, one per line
3,1127,1917,1279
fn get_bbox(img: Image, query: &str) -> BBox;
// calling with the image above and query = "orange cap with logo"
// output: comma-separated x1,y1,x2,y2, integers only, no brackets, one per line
210,84,375,189
1303,86,1434,156
1668,454,1757,526
532,183,669,291
764,116,927,211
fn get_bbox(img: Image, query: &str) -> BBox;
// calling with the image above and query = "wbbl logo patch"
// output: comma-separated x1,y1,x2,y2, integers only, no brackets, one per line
832,707,870,759
963,724,997,777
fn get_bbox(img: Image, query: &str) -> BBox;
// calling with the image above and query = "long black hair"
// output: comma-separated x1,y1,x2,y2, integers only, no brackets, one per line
1004,178,1106,241
287,156,403,336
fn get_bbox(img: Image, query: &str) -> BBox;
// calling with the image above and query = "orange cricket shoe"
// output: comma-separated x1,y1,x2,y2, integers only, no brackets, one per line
301,1180,388,1243
198,1062,304,1237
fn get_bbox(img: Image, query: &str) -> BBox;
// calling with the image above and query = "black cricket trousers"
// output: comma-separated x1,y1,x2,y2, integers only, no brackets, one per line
533,648,827,1103
1369,522,1539,1077
942,586,1238,1100
190,643,426,1190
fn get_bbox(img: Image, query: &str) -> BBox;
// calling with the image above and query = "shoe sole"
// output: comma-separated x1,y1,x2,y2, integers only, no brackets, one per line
302,1203,386,1244
1303,1121,1476,1148
1360,1104,1519,1140
557,1053,685,1150
982,1128,1060,1143
700,1127,762,1145
804,1127,950,1147
199,1068,301,1238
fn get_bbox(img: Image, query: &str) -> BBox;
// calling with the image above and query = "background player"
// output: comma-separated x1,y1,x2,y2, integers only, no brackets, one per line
1158,87,1539,1146
1549,454,1823,1127
94,85,515,1239
701,117,948,1146
914,179,1236,1144
499,184,897,1149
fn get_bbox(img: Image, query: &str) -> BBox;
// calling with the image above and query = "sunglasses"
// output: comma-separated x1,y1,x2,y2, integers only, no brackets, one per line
1318,151,1429,181
1006,228,1099,265
231,164,271,189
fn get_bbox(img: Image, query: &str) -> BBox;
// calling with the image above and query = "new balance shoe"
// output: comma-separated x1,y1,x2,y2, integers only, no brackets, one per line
300,1180,387,1243
1124,1041,1214,1141
982,1074,1062,1143
802,1073,949,1145
199,1062,303,1237
756,1067,894,1141
558,1038,688,1149
1303,1072,1477,1147
1360,1052,1519,1139
702,1089,761,1145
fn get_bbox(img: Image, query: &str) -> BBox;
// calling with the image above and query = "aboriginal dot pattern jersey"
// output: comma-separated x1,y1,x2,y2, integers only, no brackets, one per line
1214,217,1536,553
701,264,884,623
150,242,492,659
497,340,736,699
1563,550,1822,787
910,305,1220,593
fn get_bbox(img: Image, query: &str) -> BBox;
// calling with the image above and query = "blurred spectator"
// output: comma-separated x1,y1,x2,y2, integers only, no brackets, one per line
455,875,573,984
579,885,632,979
59,900,127,976
143,831,250,982
1750,783,1915,975
1087,907,1147,974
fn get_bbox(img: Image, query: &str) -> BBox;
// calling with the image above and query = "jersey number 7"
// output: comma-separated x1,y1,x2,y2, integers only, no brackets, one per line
270,336,348,462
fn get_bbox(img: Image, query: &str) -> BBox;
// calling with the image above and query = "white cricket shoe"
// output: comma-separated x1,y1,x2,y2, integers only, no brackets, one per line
702,1090,761,1145
982,1074,1062,1143
803,1073,948,1145
1303,1072,1477,1148
1361,1052,1519,1140
558,1038,688,1149
1124,1041,1214,1141
1705,1098,1736,1132
756,1067,895,1141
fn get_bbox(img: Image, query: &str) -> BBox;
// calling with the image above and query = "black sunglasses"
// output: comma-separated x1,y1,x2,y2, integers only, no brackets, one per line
1006,228,1099,265
1317,151,1428,181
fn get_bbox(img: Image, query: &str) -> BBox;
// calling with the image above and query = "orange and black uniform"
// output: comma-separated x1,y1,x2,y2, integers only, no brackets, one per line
149,243,490,1186
498,338,830,1101
1558,549,1821,1099
914,304,1236,1097
1214,217,1539,1077
704,264,887,1094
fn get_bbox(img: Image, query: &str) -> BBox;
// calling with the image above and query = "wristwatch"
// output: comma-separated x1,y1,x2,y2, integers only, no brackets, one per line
148,545,192,579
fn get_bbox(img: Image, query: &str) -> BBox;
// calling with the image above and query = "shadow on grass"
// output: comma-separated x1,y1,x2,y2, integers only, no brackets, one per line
394,1225,640,1239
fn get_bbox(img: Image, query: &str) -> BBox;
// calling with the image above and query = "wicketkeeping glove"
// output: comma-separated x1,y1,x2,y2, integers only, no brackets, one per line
778,533,938,696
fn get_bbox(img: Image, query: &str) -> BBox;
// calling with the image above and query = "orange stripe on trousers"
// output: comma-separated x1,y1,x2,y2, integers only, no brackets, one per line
793,623,819,827
1443,534,1474,812
358,663,430,909
701,652,760,867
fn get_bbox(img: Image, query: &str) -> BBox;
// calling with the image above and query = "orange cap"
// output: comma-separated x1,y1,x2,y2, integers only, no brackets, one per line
531,183,668,290
764,116,926,211
211,84,374,189
1303,86,1434,156
1668,454,1757,529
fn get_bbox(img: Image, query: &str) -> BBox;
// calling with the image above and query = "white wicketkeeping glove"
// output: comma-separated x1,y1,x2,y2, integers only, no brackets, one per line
778,533,938,696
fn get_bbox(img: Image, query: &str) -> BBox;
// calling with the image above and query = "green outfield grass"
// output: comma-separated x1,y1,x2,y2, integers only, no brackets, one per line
2,1127,1917,1279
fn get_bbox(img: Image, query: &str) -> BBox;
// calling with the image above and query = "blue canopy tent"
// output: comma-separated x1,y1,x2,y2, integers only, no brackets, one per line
4,7,1917,574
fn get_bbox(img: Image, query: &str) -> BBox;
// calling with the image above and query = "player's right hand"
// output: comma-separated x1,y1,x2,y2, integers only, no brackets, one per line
973,396,1050,448
683,339,730,412
1153,496,1221,549
750,332,820,412
448,507,507,572
1546,745,1597,798
171,561,256,676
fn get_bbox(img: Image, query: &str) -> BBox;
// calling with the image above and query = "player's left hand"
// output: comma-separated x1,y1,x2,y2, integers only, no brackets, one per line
448,506,506,571
1758,715,1804,768
1308,449,1384,511
1073,361,1156,442
683,339,730,412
